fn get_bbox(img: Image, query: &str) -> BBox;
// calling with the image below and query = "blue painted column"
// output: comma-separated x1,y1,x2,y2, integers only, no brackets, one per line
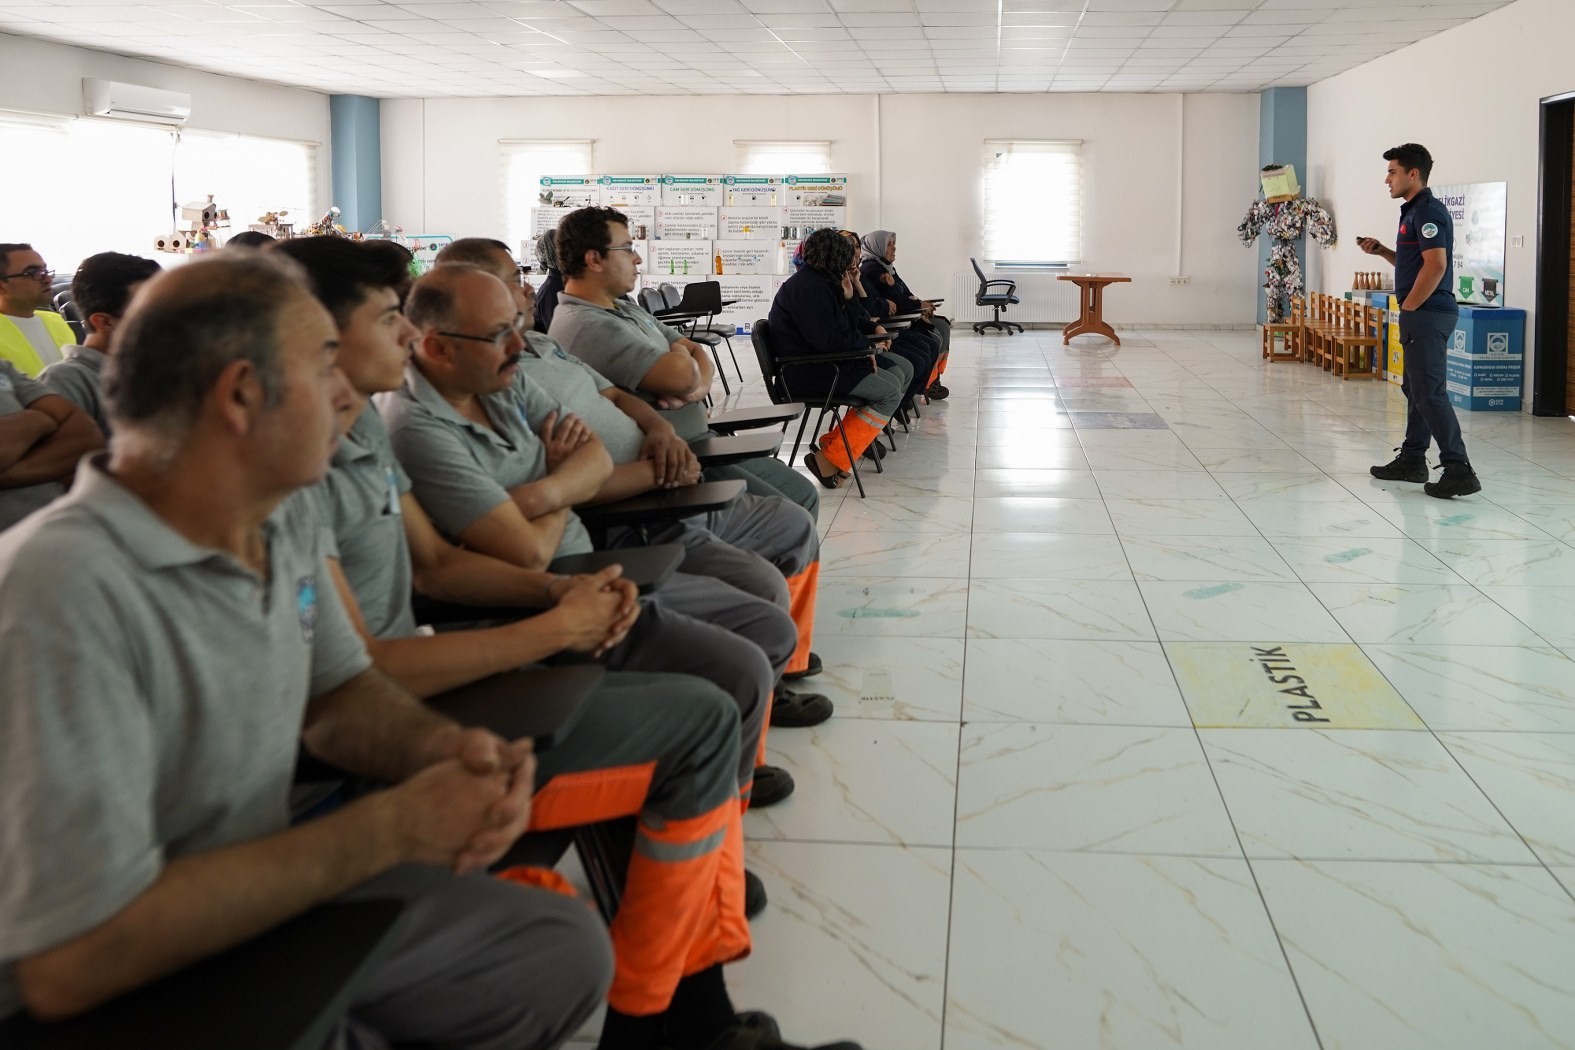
1257,87,1307,324
330,95,382,234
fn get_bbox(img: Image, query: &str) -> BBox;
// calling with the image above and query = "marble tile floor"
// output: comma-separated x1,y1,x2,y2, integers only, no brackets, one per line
572,328,1575,1050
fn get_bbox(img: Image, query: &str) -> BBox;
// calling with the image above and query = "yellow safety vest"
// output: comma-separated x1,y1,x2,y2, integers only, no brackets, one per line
0,312,74,376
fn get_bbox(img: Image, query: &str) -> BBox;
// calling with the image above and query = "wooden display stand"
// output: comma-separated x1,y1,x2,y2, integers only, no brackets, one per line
1058,273,1130,346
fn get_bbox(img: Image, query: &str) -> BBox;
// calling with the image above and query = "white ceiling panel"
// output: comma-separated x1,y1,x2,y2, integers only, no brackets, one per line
0,0,1513,96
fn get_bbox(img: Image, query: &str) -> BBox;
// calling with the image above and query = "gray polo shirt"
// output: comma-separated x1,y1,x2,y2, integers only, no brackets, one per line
548,292,710,441
0,459,370,1017
519,331,644,465
0,359,68,532
39,345,109,437
309,404,417,640
377,362,594,557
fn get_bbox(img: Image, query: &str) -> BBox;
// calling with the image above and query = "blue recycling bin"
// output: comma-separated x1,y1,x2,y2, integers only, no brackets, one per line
1446,306,1524,412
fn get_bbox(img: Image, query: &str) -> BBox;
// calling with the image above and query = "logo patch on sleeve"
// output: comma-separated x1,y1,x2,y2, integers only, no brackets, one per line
1421,222,1439,239
296,576,319,643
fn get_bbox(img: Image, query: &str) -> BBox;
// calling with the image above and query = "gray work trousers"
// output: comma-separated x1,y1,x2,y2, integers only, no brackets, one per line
334,864,612,1050
596,589,783,787
706,454,820,522
607,492,818,623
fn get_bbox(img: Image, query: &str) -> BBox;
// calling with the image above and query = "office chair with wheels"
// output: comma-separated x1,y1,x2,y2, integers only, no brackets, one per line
970,257,1023,335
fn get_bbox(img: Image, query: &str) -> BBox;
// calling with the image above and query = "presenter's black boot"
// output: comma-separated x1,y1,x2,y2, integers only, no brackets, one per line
1370,449,1428,483
1424,462,1482,499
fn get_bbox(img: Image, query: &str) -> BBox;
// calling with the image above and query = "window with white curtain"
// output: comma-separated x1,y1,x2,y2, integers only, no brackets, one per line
177,130,317,241
501,139,595,262
981,140,1082,266
734,140,832,176
0,112,317,275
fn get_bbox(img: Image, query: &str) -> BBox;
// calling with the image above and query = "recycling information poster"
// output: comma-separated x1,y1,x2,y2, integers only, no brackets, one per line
1433,181,1507,307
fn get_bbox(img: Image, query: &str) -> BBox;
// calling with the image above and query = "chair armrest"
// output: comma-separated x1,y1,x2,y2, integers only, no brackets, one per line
428,664,606,749
881,321,913,332
548,543,685,594
576,479,745,530
0,901,405,1050
719,299,738,307
980,279,1016,291
689,431,783,467
886,312,923,323
707,403,804,434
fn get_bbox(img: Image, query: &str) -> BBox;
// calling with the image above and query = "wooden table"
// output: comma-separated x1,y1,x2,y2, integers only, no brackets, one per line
1058,273,1131,346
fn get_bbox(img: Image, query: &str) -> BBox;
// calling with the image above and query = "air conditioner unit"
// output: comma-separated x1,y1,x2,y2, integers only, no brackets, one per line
83,79,191,125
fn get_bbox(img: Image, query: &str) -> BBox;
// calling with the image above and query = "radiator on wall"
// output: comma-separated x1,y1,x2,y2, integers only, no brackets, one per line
950,271,1080,323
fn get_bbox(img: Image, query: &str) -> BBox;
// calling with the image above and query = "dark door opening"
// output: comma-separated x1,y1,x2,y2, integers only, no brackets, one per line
1533,91,1575,416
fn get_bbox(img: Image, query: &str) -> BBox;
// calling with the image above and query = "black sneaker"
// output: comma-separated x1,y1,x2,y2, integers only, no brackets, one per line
1424,462,1482,499
1370,449,1428,483
699,1011,863,1050
751,765,795,808
771,685,833,727
925,381,949,400
782,651,822,681
745,870,767,919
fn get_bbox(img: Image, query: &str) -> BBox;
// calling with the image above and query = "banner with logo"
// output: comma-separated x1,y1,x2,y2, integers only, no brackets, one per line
1432,181,1507,307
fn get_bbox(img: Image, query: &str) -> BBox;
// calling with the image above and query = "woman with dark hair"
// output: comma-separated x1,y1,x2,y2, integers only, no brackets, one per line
859,229,951,400
531,230,565,333
768,229,907,488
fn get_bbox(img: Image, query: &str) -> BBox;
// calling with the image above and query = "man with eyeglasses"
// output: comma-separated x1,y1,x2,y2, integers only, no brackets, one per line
0,244,73,376
378,264,802,804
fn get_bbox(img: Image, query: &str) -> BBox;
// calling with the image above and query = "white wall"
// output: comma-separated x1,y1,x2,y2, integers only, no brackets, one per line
879,92,1261,325
0,32,332,208
1306,0,1555,389
382,90,1262,326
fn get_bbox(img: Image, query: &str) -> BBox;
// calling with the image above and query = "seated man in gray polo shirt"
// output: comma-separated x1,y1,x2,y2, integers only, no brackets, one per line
40,251,161,438
279,235,832,1045
434,237,829,724
547,206,821,524
0,253,612,1047
379,265,802,807
0,357,103,532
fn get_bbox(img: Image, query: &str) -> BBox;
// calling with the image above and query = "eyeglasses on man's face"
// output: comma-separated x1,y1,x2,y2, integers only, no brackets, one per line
602,243,637,255
1,266,53,283
436,313,528,351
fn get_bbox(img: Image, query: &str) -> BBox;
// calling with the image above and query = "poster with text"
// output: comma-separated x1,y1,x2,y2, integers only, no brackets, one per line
655,207,719,240
537,177,598,209
782,206,845,235
714,276,775,332
1433,181,1507,306
782,174,848,208
720,207,782,240
619,206,656,242
660,176,725,206
532,207,575,237
714,241,779,276
724,176,780,207
598,176,659,207
647,240,713,278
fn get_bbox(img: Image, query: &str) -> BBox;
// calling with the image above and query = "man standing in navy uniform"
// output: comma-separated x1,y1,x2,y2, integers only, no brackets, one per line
1358,143,1481,498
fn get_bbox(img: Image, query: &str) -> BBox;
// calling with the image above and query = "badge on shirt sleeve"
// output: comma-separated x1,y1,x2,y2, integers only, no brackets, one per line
1421,222,1439,239
296,576,319,643
384,466,402,516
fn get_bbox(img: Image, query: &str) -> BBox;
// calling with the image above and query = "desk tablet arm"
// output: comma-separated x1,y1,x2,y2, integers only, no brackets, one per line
706,403,804,434
0,901,406,1050
576,478,746,531
689,431,783,467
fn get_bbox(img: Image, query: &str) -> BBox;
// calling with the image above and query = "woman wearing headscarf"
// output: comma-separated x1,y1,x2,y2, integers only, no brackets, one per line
859,229,952,400
531,229,565,333
769,229,908,488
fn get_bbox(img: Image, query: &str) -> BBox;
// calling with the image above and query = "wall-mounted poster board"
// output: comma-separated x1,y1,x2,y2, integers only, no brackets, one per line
1432,181,1507,307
